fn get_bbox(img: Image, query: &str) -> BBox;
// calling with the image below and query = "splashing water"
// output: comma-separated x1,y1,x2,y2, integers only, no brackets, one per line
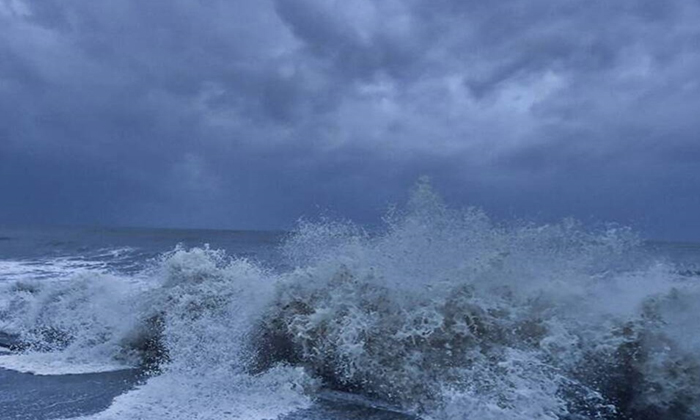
1,182,699,419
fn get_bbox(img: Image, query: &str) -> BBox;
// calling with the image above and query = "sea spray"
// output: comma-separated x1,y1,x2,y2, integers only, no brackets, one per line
259,181,699,419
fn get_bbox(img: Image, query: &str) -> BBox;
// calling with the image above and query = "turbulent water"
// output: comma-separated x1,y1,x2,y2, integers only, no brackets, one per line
1,184,699,420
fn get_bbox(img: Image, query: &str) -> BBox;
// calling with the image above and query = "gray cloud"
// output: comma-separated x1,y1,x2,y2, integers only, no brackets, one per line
1,0,699,240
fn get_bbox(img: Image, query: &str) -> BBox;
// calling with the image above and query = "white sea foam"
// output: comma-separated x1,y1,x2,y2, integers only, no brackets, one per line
0,352,130,375
0,258,105,282
0,247,140,283
77,367,312,420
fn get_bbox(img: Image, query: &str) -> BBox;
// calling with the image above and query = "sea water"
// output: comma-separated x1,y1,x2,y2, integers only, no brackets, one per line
1,187,699,420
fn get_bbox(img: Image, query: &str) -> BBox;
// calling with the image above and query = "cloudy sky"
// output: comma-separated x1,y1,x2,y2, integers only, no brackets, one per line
1,0,699,240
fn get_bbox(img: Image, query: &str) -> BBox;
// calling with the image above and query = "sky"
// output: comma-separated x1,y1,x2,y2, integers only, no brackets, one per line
1,0,699,240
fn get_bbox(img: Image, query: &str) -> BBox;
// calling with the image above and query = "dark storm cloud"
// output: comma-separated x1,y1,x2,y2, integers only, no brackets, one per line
1,0,699,239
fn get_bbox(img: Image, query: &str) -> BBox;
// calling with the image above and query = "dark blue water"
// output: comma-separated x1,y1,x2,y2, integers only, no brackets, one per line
0,226,286,273
0,368,144,420
2,226,698,276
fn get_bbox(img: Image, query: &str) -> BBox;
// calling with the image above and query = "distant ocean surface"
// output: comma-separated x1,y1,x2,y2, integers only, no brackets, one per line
1,194,699,419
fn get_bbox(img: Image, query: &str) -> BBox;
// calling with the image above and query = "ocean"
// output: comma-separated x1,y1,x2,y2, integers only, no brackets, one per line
1,193,699,419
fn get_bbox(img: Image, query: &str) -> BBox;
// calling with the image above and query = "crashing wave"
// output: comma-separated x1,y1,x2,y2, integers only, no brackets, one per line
0,181,698,419
260,181,700,419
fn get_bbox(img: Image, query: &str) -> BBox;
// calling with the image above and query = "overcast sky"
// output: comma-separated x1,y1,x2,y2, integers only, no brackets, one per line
1,0,699,240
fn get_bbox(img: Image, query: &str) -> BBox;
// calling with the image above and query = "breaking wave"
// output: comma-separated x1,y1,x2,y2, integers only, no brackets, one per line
1,181,699,419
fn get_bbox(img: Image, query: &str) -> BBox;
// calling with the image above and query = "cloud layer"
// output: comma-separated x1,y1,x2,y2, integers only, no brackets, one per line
1,0,700,239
